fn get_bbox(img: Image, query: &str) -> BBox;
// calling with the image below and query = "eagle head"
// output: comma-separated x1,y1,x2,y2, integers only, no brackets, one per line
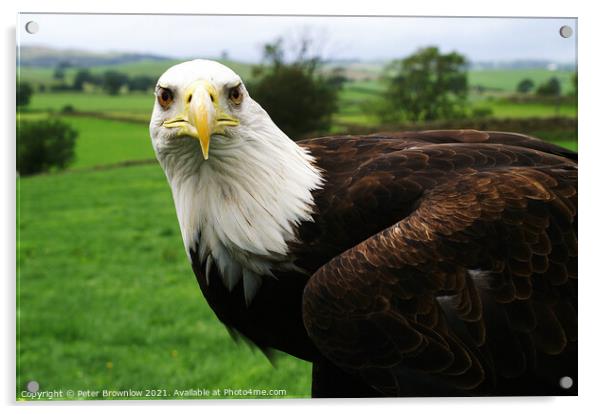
149,60,323,304
150,59,257,160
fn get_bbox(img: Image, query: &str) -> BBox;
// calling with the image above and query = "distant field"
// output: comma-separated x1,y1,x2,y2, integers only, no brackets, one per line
17,163,312,400
88,59,254,82
335,73,577,126
19,59,255,90
21,58,575,96
469,69,575,93
22,88,578,147
337,68,577,97
333,80,383,126
474,99,577,118
21,61,577,130
19,59,181,87
26,90,576,127
28,92,153,116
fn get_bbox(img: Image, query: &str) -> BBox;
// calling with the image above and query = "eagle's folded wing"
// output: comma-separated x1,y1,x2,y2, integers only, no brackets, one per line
302,164,577,396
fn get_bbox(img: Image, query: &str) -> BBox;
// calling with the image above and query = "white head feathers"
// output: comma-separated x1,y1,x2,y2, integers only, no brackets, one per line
149,60,323,304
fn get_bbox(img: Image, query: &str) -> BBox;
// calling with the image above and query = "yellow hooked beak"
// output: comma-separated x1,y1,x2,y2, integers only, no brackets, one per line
162,80,239,160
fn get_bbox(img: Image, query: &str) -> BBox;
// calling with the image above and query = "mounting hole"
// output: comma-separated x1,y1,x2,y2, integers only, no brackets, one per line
559,376,573,389
559,25,573,39
25,21,39,34
26,380,39,393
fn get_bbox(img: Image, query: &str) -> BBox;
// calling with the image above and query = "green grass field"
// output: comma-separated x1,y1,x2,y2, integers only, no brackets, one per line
18,114,154,170
28,92,153,117
468,69,575,92
484,100,576,118
64,117,154,169
17,164,312,400
25,88,577,129
19,60,182,87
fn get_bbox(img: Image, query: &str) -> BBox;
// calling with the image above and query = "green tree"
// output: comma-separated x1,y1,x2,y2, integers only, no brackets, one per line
516,78,535,94
128,75,156,92
73,69,95,91
249,37,339,139
327,67,348,89
379,46,469,122
102,70,129,95
571,73,577,96
53,61,71,81
53,67,65,81
17,82,34,107
536,77,561,96
17,119,78,176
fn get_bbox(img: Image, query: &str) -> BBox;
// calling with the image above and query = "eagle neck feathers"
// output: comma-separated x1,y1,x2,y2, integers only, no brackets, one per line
157,122,323,304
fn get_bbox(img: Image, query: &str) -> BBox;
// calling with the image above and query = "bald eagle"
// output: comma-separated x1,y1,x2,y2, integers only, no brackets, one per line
149,60,577,397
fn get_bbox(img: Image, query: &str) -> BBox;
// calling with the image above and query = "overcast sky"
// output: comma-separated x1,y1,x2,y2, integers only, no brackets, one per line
18,14,577,63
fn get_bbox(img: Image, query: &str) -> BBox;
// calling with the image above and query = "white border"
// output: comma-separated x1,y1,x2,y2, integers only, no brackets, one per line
3,1,600,413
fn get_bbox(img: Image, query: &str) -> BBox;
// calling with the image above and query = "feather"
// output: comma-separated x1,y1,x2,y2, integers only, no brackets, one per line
205,254,213,285
243,269,263,306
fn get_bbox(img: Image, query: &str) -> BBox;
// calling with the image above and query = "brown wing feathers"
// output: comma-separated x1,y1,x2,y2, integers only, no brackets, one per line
301,132,577,396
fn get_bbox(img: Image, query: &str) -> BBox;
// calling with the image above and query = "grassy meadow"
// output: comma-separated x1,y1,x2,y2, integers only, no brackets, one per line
17,164,312,399
28,92,153,118
16,58,577,400
61,117,154,169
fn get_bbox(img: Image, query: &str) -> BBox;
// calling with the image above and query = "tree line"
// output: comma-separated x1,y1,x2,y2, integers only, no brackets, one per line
48,62,156,95
516,74,577,97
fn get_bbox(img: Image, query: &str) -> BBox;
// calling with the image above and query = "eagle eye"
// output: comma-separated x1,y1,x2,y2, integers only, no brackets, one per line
157,87,174,109
228,85,243,105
